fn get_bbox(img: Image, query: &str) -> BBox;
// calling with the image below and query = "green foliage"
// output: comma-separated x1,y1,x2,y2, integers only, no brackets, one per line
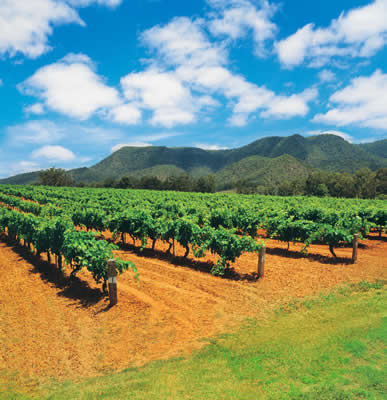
0,185,386,272
1,134,386,189
39,168,74,187
0,206,136,286
358,138,387,159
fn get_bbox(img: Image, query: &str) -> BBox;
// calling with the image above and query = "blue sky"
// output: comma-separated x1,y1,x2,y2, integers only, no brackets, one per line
0,0,386,178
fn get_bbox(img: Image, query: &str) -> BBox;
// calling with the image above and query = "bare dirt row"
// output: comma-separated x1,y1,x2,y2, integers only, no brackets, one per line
0,233,386,385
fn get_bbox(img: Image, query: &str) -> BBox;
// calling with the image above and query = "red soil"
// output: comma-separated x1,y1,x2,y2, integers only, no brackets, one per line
0,232,386,384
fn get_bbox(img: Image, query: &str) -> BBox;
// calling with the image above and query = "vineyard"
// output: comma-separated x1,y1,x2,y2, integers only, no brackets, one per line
0,184,386,383
0,185,386,287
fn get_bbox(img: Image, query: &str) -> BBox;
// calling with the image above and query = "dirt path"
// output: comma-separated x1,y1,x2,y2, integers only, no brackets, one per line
0,234,386,384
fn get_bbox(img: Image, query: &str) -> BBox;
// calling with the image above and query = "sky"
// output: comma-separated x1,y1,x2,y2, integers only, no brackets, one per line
0,0,387,178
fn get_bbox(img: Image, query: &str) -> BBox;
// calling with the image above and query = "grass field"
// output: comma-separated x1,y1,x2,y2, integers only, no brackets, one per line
2,281,385,400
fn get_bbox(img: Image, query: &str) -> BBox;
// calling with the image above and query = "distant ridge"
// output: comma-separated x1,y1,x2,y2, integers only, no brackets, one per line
1,134,386,187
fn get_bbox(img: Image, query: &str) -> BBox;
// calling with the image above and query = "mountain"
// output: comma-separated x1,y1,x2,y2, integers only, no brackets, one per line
1,134,386,186
0,171,41,185
215,154,311,190
357,139,387,159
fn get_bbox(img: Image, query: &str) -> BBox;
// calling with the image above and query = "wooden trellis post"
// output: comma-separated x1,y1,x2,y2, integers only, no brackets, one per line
107,259,118,306
351,234,359,264
258,245,266,279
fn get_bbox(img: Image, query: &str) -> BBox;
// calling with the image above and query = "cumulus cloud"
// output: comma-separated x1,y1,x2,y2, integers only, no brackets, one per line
19,53,121,120
109,104,142,125
31,145,76,161
0,0,82,59
260,88,318,119
121,68,197,127
207,0,277,57
137,17,317,127
313,69,387,130
276,0,387,68
141,17,227,69
15,11,317,129
0,0,122,59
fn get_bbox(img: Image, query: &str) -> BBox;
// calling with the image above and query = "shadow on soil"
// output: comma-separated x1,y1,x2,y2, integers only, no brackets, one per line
114,237,354,280
367,234,387,242
114,239,259,281
265,247,353,265
0,233,106,309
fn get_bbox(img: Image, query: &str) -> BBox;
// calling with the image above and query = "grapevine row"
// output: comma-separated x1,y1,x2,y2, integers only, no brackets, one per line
0,185,385,262
0,192,264,275
0,206,137,288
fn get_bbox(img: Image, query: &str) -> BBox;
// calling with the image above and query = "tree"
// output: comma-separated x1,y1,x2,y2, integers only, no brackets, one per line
330,173,356,198
195,175,216,193
375,168,387,195
39,168,74,187
234,179,256,194
354,168,376,198
277,181,294,196
140,176,163,190
117,176,139,189
305,172,325,196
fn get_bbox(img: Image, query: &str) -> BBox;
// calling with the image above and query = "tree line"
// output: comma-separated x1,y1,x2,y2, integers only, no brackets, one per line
38,168,216,193
38,167,387,198
235,168,387,199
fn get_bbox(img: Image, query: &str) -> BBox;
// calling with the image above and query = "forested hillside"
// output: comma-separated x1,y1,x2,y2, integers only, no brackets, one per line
1,134,386,187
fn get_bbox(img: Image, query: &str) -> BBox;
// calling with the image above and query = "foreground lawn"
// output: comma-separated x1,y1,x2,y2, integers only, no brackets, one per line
2,281,386,400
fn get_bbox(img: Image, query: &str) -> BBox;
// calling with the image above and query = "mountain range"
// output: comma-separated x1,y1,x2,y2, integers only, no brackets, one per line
1,134,386,189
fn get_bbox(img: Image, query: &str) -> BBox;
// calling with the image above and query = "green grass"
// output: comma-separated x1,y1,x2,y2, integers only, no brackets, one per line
1,281,386,400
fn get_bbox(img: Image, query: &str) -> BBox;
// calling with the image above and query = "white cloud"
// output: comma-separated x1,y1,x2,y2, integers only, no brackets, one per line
305,130,354,143
276,0,387,68
24,103,45,115
19,53,120,120
207,0,277,57
0,0,123,59
194,143,228,150
141,17,227,69
313,69,387,130
261,88,318,119
109,104,142,125
140,17,317,127
318,69,336,83
6,120,64,145
121,68,198,127
0,0,82,59
31,145,75,161
0,78,3,86
228,113,249,127
111,142,151,152
178,64,317,125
